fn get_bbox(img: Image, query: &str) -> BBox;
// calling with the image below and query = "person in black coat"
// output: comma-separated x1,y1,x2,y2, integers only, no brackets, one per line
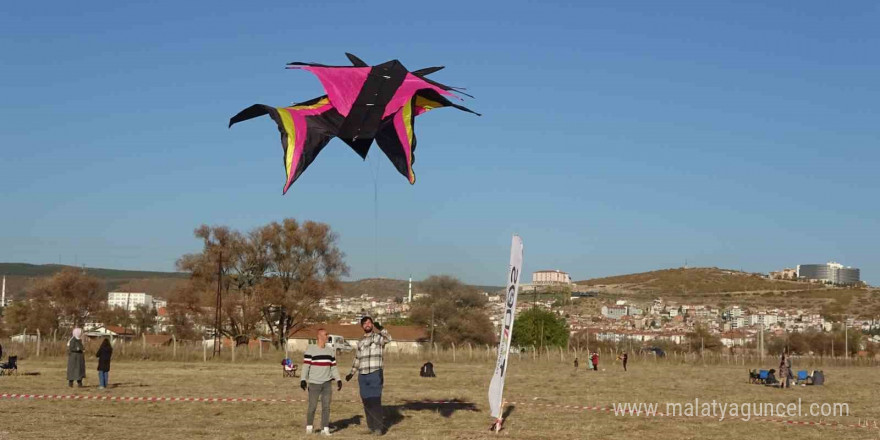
96,338,113,389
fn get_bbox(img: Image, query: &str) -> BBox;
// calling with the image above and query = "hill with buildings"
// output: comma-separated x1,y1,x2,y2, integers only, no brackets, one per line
572,267,879,319
577,267,819,295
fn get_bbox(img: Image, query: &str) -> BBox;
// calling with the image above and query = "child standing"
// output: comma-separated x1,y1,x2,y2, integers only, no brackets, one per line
96,338,113,389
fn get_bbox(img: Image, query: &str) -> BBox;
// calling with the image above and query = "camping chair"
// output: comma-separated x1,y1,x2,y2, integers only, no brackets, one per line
0,356,18,376
748,369,760,384
281,358,298,378
796,370,809,384
757,370,769,384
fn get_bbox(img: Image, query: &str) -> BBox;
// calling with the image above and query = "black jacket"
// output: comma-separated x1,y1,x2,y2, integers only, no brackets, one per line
96,344,113,372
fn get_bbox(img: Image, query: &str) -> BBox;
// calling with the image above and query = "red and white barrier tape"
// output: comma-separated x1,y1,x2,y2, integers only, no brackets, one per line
2,393,876,430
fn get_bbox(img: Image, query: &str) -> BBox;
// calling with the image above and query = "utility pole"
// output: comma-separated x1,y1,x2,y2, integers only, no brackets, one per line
213,250,223,358
429,305,435,346
844,317,848,360
540,321,544,351
759,323,764,361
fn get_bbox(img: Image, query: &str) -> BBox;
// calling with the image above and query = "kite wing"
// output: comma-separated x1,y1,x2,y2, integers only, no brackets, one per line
229,97,343,194
375,89,480,184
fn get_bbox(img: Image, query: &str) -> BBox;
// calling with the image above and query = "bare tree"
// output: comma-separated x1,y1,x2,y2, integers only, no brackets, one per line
410,275,494,346
32,268,104,329
174,219,348,347
132,304,157,335
260,219,349,347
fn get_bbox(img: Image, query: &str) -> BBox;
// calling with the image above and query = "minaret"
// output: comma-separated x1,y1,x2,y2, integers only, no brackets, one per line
408,276,413,303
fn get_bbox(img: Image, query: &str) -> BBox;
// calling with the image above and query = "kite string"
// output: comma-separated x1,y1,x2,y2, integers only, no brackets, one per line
369,151,380,279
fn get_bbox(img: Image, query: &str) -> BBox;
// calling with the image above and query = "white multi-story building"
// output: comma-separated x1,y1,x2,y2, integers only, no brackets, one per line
730,317,747,329
749,313,778,327
532,270,572,286
107,292,153,311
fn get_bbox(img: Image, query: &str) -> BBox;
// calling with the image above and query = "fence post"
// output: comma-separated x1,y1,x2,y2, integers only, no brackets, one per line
232,341,236,363
36,329,41,357
172,334,177,360
259,340,263,360
142,334,146,357
202,338,207,362
451,343,456,363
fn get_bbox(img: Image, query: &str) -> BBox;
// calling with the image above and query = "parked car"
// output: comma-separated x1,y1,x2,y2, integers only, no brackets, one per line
328,335,354,352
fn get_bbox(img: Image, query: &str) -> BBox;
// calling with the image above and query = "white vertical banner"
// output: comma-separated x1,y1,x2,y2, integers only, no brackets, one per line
488,235,523,420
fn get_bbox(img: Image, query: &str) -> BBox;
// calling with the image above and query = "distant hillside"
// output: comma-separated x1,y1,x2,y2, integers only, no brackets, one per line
575,267,879,318
0,263,501,301
0,263,189,301
0,263,187,280
577,267,820,294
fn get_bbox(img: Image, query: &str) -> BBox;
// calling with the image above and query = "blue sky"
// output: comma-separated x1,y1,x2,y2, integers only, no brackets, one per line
1,1,878,286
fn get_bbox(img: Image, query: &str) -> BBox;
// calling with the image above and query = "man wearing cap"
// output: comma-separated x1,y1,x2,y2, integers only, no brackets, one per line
345,316,392,435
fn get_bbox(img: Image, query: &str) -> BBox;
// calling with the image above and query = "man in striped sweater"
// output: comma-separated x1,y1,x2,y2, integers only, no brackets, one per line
301,328,342,436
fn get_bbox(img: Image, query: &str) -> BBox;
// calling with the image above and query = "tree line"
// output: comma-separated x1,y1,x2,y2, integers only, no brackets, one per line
0,218,507,349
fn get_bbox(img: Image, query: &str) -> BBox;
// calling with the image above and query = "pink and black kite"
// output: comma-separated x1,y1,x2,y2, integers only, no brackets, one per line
229,53,479,193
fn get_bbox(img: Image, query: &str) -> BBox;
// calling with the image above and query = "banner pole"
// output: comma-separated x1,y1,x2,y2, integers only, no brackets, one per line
487,235,523,433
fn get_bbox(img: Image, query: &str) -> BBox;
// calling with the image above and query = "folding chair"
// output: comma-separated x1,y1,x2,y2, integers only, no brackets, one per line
757,370,769,384
0,356,18,376
281,358,298,378
748,369,760,384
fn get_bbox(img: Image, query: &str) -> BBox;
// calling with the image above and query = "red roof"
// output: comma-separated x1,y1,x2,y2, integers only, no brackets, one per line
289,324,429,342
104,325,135,335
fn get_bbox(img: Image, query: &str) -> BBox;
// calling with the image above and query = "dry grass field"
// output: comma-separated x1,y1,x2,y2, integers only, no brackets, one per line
2,352,879,440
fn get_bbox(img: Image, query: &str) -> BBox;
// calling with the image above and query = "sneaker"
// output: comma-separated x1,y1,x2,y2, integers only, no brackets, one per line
97,386,105,390
305,425,313,434
321,427,331,436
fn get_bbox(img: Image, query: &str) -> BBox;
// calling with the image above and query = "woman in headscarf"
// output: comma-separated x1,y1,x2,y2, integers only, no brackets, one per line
96,338,113,389
67,328,86,387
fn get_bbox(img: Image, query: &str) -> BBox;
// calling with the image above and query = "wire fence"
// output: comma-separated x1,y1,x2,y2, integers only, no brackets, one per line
2,337,878,369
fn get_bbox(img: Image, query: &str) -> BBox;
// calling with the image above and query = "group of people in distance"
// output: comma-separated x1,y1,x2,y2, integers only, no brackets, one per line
301,316,391,436
574,351,629,371
574,352,631,372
